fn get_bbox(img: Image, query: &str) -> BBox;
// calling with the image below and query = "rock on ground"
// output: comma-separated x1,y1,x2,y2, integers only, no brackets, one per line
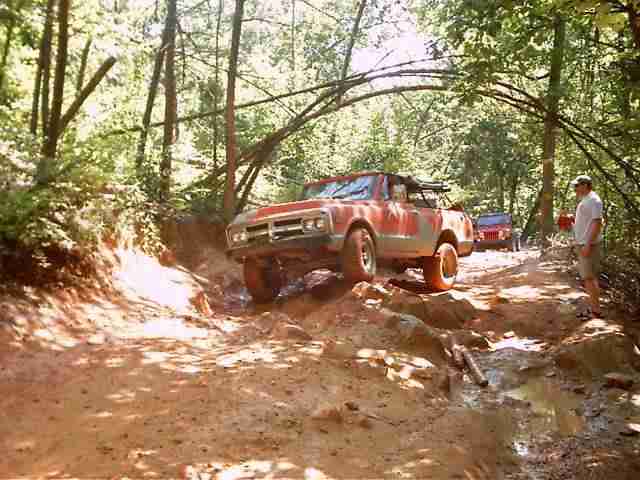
311,404,343,423
554,323,640,377
254,311,292,334
382,311,448,362
273,323,312,341
604,372,635,390
381,286,477,330
382,309,488,356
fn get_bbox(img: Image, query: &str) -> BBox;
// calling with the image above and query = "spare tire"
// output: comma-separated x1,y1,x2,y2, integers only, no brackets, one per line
244,258,283,303
423,242,458,291
342,227,376,283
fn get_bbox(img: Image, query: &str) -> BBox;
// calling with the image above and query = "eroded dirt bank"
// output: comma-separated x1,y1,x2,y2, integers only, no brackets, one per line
1,246,639,479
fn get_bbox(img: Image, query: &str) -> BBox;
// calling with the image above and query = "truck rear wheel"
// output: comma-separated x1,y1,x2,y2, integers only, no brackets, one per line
423,243,458,291
244,258,283,303
342,228,376,283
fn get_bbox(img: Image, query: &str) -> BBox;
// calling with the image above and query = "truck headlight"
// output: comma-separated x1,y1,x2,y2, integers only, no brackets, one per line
302,219,315,231
302,216,328,232
498,231,504,240
479,232,485,239
231,229,248,244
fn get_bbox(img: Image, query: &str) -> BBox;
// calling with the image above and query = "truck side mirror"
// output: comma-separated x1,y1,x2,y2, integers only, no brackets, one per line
391,184,407,203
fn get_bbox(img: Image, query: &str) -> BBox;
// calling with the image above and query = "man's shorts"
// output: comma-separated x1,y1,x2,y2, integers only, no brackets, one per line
577,243,601,280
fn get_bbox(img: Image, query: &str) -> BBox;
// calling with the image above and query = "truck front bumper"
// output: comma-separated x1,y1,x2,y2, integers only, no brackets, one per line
475,239,512,249
227,234,342,261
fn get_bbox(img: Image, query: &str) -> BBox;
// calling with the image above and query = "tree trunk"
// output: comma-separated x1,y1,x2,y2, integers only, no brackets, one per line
160,0,177,202
0,0,20,99
136,35,168,173
237,143,276,212
627,4,640,50
76,38,92,94
40,0,56,141
30,56,42,134
498,172,505,212
540,13,566,246
38,0,70,184
290,0,296,87
508,173,519,216
33,0,55,137
521,189,543,244
212,0,223,174
223,0,245,222
329,0,367,158
337,0,367,105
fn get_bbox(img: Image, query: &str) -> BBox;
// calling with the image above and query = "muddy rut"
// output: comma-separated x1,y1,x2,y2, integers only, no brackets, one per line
1,248,639,479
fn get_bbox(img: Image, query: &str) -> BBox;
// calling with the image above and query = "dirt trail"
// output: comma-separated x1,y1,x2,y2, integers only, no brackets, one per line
1,248,639,479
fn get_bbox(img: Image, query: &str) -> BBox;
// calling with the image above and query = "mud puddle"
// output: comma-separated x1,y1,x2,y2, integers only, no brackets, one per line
504,378,585,451
450,346,590,478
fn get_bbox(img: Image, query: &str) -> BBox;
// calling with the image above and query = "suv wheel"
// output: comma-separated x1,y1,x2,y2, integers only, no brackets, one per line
244,258,283,303
342,228,376,283
423,243,458,291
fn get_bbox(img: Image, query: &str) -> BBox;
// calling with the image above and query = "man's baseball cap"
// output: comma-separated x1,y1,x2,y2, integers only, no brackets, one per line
570,174,592,187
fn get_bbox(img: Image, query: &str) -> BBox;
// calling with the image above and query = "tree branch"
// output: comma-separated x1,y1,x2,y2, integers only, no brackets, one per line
59,56,116,133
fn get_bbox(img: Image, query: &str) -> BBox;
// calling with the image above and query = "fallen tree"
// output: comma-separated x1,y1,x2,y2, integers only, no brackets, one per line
107,61,640,221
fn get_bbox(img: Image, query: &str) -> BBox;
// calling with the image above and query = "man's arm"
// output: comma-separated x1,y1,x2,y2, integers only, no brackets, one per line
581,218,602,257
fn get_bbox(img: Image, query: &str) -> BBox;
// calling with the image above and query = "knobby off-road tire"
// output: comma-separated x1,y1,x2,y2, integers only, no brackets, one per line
342,228,377,284
423,242,458,291
243,258,283,303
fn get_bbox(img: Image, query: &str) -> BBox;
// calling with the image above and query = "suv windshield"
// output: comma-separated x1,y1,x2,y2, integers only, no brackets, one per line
301,175,377,201
478,214,511,226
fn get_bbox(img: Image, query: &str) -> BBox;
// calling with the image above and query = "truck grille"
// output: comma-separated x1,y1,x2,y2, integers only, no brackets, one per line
483,231,499,241
246,218,305,243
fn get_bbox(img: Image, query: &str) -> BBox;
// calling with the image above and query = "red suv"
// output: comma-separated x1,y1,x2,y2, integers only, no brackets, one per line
475,212,521,252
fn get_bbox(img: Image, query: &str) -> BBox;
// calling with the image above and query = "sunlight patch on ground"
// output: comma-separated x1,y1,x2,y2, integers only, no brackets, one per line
491,337,547,352
90,411,113,419
122,318,210,340
13,440,36,451
106,356,126,367
304,467,330,480
498,284,570,301
183,459,300,480
106,389,136,403
217,343,285,368
562,319,625,345
142,350,172,364
112,247,201,314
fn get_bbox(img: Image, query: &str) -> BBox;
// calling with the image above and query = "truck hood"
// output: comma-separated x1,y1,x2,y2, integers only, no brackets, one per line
231,199,336,225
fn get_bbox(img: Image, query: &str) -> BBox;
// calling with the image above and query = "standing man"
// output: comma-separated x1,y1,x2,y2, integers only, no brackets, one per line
571,175,604,319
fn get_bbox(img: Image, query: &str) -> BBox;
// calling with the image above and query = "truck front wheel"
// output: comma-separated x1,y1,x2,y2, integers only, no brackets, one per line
423,243,458,291
244,258,283,303
342,228,376,283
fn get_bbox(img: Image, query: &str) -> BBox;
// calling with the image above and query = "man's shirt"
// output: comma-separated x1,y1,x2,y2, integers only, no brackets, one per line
574,191,603,245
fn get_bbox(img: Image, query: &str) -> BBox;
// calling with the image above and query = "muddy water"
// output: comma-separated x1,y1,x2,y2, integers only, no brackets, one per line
504,377,585,463
447,339,591,478
505,378,584,438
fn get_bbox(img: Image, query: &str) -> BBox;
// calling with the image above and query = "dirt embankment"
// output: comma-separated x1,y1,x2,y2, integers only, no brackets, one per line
1,229,639,479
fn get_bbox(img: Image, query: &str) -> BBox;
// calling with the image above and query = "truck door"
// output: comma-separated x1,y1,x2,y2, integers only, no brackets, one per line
380,179,419,255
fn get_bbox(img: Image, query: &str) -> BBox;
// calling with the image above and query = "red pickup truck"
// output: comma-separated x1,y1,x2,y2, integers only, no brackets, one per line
227,172,474,302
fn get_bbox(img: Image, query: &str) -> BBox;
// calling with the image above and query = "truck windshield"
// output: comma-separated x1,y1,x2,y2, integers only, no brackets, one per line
478,214,511,226
301,175,377,201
